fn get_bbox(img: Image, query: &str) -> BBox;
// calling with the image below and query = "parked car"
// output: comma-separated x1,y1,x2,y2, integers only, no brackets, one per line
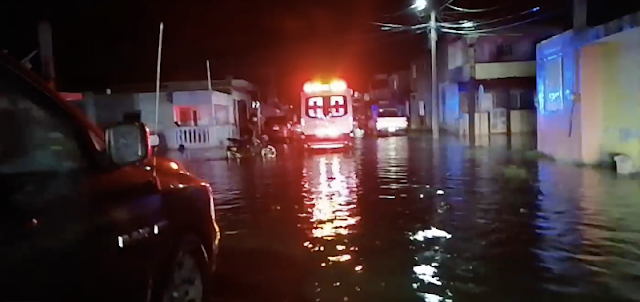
263,115,293,143
0,52,219,302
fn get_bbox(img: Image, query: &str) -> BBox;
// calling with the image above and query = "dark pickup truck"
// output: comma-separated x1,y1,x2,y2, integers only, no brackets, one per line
0,52,219,302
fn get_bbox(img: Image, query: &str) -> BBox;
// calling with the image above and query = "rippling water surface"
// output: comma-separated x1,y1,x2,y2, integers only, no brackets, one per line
176,136,640,302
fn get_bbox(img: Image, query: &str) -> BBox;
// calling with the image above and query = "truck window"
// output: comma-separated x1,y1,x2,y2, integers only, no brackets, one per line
0,68,89,174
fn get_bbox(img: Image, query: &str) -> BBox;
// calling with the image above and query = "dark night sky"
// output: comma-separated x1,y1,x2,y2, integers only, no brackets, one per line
1,0,637,104
1,0,422,95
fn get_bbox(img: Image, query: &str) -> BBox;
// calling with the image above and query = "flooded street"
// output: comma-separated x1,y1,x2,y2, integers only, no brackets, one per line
174,135,640,302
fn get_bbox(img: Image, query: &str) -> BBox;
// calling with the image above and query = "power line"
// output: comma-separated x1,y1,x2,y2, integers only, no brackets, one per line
440,0,455,10
374,3,560,36
445,3,502,13
439,0,536,17
437,6,541,28
438,10,559,34
380,7,414,22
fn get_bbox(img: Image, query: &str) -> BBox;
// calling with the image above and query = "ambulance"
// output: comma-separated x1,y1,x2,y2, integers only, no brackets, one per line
300,79,354,149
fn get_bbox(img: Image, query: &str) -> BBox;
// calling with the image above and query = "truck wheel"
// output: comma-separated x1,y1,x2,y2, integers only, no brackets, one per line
154,235,213,302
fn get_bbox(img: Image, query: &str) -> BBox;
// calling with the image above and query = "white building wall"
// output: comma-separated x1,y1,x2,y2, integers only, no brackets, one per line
171,90,238,147
136,92,173,132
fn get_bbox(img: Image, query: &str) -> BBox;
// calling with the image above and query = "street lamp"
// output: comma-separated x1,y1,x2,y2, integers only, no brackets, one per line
414,0,439,137
412,0,427,11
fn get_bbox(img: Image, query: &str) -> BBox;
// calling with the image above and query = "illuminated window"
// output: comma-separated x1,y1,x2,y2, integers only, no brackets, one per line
543,56,563,112
305,96,348,118
329,96,346,117
307,97,324,118
308,96,323,107
330,96,344,106
310,108,323,118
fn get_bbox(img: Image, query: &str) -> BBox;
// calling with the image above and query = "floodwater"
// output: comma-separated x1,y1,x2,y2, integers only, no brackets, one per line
174,135,640,302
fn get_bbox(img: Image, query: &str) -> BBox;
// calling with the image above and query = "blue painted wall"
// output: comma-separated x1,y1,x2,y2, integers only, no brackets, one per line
536,11,640,163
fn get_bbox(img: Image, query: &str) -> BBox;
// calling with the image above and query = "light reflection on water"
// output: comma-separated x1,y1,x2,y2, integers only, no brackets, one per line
303,155,360,257
411,225,454,302
171,135,640,302
301,154,362,301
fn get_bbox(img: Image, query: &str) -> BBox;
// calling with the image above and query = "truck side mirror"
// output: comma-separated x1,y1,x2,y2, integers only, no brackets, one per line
105,122,150,166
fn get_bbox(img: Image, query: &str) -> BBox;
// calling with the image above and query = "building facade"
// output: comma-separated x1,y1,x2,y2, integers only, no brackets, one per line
409,56,429,130
76,78,260,150
536,10,640,167
368,72,411,119
443,30,557,137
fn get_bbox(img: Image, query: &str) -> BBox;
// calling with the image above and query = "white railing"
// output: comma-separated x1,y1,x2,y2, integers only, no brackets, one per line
163,125,236,149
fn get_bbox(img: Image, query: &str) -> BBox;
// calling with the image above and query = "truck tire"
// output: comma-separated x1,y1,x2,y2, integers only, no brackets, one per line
152,235,213,302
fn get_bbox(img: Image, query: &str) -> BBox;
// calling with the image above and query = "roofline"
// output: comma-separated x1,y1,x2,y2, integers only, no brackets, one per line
84,79,258,94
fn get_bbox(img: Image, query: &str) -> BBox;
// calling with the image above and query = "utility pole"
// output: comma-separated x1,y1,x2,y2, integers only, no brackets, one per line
38,21,56,89
414,0,439,137
466,37,477,146
573,0,588,30
429,8,439,138
207,60,216,132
